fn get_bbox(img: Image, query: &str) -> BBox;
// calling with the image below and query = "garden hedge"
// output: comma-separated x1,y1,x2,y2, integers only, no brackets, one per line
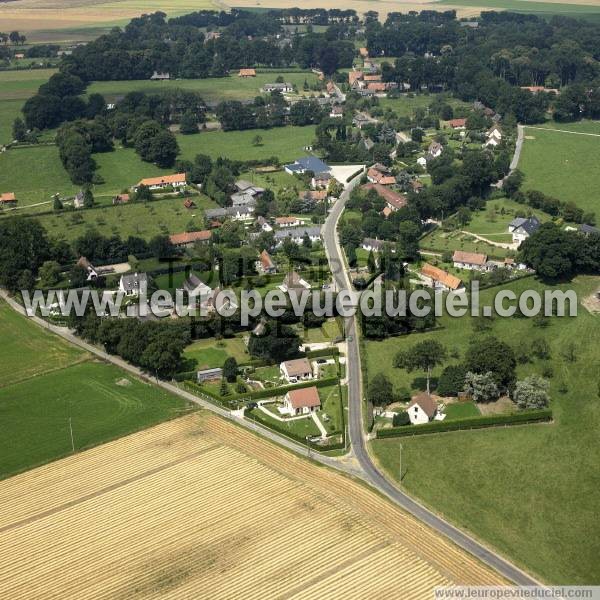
376,409,553,438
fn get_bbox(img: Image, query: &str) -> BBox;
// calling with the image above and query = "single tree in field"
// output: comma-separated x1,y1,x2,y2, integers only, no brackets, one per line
252,134,263,146
82,186,94,208
368,373,394,406
394,340,447,395
223,357,238,383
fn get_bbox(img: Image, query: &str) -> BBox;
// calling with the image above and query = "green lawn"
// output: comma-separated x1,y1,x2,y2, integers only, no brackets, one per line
0,99,25,145
379,94,470,119
87,72,320,104
0,68,57,100
420,228,511,258
176,125,317,164
520,123,600,219
318,383,344,434
184,336,250,370
464,198,549,243
443,401,480,420
368,275,600,584
0,146,77,206
0,299,84,388
35,194,218,241
301,318,342,344
258,406,321,438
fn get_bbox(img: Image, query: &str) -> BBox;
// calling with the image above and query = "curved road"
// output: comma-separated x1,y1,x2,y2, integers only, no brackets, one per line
322,173,543,587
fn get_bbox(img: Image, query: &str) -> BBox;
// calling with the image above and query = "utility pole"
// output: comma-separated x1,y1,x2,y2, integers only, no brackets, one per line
399,442,403,485
69,417,75,453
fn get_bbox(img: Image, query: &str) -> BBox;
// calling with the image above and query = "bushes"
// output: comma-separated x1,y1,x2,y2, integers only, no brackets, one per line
376,409,553,438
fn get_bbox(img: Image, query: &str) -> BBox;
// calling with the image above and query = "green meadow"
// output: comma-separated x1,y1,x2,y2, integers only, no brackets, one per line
0,300,192,479
368,276,600,584
87,71,320,104
520,123,600,219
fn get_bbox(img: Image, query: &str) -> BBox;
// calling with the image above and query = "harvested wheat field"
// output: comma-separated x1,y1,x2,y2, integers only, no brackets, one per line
0,413,506,599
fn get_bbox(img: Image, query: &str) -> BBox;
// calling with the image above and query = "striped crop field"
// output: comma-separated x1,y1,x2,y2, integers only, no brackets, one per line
0,413,507,598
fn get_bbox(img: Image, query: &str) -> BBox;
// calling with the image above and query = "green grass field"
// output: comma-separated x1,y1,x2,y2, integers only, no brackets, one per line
184,336,250,370
0,300,192,479
87,72,320,104
34,194,218,241
0,99,25,145
0,68,57,100
368,275,600,584
0,299,84,388
436,0,600,18
464,198,549,243
177,125,317,164
420,228,511,258
520,123,600,218
0,146,78,206
379,94,470,119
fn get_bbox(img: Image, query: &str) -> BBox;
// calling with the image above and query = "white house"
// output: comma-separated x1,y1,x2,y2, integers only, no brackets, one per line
282,386,321,416
275,216,302,228
280,358,313,384
119,272,148,297
262,82,293,93
452,250,488,271
485,125,502,148
508,216,541,244
274,226,321,246
256,216,273,232
407,394,438,425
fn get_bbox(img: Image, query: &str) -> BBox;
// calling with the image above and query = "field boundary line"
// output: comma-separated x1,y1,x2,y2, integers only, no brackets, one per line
0,444,220,534
0,355,93,391
525,125,600,137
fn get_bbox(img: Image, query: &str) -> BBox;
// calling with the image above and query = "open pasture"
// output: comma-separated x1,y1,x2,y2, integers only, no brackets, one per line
520,123,600,219
0,412,507,599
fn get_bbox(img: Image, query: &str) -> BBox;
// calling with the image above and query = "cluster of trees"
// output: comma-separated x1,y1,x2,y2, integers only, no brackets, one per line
59,11,354,83
247,320,301,363
0,31,26,46
363,11,600,124
519,222,600,281
22,72,104,131
56,119,113,183
216,96,325,132
340,187,422,265
74,314,190,378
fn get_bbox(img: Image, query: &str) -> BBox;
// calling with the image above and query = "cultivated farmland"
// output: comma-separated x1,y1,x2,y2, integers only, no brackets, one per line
0,413,508,599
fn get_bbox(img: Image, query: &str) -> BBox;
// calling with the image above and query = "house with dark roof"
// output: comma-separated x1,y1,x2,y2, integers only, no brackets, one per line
284,156,330,176
362,238,384,253
579,223,600,236
508,216,541,244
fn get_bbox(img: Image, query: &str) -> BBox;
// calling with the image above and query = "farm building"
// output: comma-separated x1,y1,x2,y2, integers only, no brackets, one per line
0,192,17,205
238,68,256,77
169,230,212,248
284,156,330,176
197,368,223,382
133,173,186,192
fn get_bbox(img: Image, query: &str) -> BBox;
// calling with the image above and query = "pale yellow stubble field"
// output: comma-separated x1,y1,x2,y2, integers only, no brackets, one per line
0,413,507,599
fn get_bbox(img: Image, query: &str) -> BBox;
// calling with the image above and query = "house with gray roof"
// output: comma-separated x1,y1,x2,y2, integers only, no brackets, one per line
284,156,330,176
274,226,322,246
508,216,541,244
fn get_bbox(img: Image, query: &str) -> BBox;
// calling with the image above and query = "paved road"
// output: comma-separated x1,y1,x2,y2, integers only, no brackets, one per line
510,124,525,172
321,174,544,587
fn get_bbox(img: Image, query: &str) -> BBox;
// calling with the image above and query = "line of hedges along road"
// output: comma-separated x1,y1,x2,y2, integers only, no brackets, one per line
375,409,553,438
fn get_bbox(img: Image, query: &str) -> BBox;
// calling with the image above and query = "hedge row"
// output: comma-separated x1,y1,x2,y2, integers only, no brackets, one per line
346,168,364,183
306,347,340,358
376,409,553,438
183,376,339,403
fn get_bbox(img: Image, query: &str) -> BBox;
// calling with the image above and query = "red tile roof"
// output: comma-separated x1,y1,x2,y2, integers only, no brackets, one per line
169,230,212,246
287,386,321,410
421,263,463,290
362,183,407,210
